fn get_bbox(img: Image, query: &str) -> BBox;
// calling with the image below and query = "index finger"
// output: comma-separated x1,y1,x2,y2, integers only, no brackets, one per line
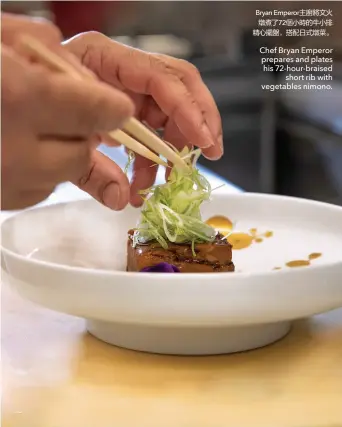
117,53,217,152
173,58,224,159
66,35,223,159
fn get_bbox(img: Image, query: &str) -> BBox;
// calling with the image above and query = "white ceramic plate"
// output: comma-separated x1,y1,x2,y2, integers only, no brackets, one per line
2,193,342,355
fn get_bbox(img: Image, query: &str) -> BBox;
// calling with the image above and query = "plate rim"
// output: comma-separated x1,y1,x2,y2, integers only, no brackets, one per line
2,193,342,280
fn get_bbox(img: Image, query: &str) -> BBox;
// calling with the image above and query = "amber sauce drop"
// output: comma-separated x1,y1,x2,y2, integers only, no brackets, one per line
285,252,322,269
286,260,310,268
205,215,233,235
206,216,322,271
227,233,254,250
206,217,275,250
227,226,274,249
308,252,322,260
206,216,254,250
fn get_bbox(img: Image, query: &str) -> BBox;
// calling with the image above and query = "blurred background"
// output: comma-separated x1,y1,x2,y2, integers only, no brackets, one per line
3,1,342,205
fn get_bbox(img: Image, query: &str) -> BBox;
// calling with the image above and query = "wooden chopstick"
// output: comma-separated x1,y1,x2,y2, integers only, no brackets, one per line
19,35,188,170
123,119,188,170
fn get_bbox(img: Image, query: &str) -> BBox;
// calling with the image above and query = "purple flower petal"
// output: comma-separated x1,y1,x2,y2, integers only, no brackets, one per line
140,262,180,273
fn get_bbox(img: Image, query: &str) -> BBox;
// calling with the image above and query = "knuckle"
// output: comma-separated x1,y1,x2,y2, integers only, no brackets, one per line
77,31,107,45
65,31,107,68
183,61,200,77
177,59,200,78
148,54,169,73
77,160,96,188
151,55,200,80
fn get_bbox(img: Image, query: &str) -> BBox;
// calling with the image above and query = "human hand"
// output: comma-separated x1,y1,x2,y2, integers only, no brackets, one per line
65,32,223,206
1,44,133,210
1,13,92,77
1,14,134,210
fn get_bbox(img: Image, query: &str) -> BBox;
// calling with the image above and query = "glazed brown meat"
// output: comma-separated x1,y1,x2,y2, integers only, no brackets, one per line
127,230,235,273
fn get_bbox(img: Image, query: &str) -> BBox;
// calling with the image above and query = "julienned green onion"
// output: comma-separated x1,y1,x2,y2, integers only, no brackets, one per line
124,150,135,174
132,146,216,250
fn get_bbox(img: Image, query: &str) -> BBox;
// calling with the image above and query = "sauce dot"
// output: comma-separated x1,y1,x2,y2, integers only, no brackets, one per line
308,252,322,260
206,215,233,235
286,260,310,268
228,233,253,250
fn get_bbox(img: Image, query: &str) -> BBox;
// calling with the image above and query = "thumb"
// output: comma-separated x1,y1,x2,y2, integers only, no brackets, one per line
75,150,130,211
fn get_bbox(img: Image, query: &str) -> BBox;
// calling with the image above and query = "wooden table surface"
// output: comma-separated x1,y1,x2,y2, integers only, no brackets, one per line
2,279,342,427
2,183,342,427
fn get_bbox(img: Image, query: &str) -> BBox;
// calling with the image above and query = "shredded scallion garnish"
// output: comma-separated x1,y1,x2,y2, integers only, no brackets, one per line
133,146,216,250
124,150,135,174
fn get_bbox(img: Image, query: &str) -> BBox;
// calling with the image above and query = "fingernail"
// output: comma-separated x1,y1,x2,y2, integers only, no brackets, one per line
102,182,121,210
202,150,222,161
218,134,224,154
202,124,216,148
